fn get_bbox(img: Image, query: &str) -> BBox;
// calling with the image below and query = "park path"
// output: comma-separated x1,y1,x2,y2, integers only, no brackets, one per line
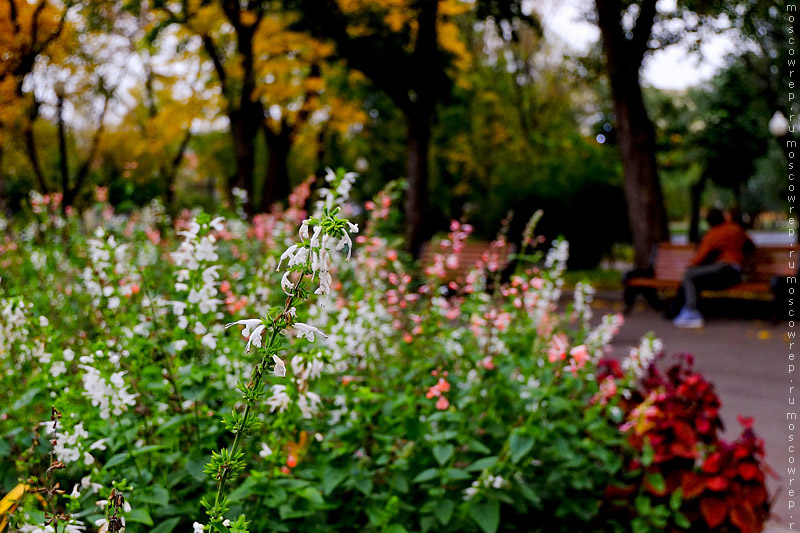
588,298,791,532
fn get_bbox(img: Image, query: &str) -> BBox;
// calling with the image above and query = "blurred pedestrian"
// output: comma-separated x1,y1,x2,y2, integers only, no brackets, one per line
672,208,753,328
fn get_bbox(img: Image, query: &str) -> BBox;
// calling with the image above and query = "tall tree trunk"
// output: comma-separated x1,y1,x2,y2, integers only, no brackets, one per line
405,109,431,258
612,73,669,267
229,106,260,214
262,125,292,212
596,0,669,269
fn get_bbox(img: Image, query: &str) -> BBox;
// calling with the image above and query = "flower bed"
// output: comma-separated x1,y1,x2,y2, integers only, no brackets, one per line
0,177,772,532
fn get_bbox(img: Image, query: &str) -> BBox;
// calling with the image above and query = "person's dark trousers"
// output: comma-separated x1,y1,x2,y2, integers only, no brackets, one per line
681,263,741,312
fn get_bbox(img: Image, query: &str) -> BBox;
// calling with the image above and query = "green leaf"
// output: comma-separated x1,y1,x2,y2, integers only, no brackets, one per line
0,438,11,458
297,486,325,505
469,500,500,533
674,512,691,529
669,488,683,511
149,517,180,533
13,387,40,411
126,508,153,526
435,499,456,525
412,468,439,483
384,525,408,533
321,466,347,495
468,440,491,455
432,444,454,466
645,472,666,494
103,453,129,469
641,442,654,467
445,468,471,481
466,456,497,472
509,433,534,464
139,484,169,506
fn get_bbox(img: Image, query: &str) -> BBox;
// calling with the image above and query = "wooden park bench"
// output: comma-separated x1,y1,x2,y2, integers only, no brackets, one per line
623,242,797,314
419,240,515,283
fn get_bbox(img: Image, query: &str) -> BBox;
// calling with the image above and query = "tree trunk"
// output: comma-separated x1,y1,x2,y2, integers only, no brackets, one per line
229,107,259,214
596,0,669,269
404,109,432,258
613,75,670,267
262,125,292,212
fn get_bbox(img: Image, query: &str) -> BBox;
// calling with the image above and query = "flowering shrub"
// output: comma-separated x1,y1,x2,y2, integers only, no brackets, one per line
0,178,772,532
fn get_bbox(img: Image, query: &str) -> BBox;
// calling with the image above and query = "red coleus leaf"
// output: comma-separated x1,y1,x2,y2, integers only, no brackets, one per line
730,503,759,533
742,484,768,506
706,476,729,491
682,472,707,499
738,462,760,481
700,497,729,529
673,421,696,447
702,452,723,474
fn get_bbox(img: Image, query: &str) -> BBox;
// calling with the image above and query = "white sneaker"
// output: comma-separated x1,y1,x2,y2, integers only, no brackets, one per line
673,308,704,329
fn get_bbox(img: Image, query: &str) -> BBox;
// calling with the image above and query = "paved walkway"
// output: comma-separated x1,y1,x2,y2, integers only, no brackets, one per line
589,297,791,531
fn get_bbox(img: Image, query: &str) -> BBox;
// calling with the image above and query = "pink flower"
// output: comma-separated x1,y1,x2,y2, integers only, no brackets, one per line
435,397,449,410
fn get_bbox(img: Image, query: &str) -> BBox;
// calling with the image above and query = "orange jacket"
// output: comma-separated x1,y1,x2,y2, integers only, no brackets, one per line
690,221,751,267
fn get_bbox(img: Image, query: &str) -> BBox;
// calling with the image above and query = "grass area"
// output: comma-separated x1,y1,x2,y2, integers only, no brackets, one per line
563,269,624,291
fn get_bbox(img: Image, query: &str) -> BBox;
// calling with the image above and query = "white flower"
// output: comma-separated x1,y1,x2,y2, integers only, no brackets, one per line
193,522,205,533
164,301,188,316
292,322,327,342
277,244,299,270
225,319,262,339
265,384,291,413
272,355,286,377
63,348,75,361
281,271,294,295
259,442,273,458
171,339,188,352
209,216,225,232
50,361,67,377
246,324,266,352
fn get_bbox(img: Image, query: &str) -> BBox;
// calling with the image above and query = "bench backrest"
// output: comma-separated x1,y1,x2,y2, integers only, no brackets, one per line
652,243,797,282
419,240,515,281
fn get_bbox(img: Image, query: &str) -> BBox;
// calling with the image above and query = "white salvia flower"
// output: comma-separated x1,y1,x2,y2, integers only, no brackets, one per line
246,324,266,352
63,348,75,361
193,522,204,533
225,319,263,339
209,216,225,232
259,442,273,458
347,221,359,233
337,231,353,260
223,519,231,527
265,384,291,413
201,333,217,350
293,322,327,342
70,484,81,498
50,361,67,377
281,271,294,295
299,220,310,240
171,339,188,352
272,355,286,377
277,244,299,270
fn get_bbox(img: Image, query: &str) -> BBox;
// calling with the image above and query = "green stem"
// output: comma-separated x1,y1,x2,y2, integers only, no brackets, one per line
211,272,304,515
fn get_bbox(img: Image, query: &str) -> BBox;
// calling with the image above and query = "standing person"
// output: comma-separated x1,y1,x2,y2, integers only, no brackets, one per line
672,208,753,328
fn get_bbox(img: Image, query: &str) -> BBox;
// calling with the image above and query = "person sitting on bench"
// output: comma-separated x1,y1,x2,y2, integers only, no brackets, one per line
672,208,753,328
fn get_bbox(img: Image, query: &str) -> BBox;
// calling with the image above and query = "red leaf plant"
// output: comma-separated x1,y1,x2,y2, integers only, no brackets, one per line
601,354,773,532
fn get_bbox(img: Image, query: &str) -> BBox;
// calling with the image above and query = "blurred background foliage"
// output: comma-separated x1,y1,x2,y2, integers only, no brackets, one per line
0,0,794,268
